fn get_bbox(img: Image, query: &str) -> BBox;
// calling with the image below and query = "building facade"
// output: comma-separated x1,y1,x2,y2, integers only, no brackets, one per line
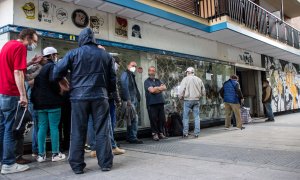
0,0,299,143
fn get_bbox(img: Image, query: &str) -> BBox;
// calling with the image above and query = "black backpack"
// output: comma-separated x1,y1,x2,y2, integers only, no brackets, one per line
166,112,183,137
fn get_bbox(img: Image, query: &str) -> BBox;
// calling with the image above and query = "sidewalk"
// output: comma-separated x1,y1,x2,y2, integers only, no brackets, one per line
1,113,300,180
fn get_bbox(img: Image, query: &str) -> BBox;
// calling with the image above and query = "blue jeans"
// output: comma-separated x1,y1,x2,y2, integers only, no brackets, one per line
264,102,274,120
26,83,38,154
69,100,113,172
109,101,117,148
126,99,138,141
0,94,19,165
87,115,96,151
182,100,200,136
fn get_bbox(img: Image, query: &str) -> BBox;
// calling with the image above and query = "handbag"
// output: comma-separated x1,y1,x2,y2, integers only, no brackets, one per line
12,102,34,139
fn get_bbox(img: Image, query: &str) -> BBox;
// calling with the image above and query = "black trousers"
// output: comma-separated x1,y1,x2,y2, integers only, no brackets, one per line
147,103,166,134
68,99,113,172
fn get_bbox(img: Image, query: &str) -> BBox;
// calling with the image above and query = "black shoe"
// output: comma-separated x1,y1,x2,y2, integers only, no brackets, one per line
74,170,84,174
16,157,32,164
194,135,199,138
241,127,245,130
183,134,188,138
101,167,111,172
128,139,144,144
265,118,275,122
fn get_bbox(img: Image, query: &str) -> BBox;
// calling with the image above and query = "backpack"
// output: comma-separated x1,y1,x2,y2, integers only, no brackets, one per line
166,112,183,137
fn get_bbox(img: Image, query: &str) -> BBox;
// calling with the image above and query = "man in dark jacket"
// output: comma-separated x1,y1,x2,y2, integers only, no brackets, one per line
262,80,275,122
120,61,143,144
53,28,116,174
223,75,245,130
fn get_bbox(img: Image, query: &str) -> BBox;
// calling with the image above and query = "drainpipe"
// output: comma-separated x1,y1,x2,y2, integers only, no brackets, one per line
280,0,284,21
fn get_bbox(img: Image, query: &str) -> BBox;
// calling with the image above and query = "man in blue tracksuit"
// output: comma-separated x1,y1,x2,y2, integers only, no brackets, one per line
53,28,116,174
223,75,245,130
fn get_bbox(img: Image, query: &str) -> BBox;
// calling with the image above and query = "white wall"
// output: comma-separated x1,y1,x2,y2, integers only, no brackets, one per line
0,0,13,27
13,0,262,67
0,33,9,50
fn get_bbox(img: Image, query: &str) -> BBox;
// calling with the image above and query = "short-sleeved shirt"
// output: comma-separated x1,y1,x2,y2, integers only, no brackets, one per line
0,40,27,96
144,78,165,106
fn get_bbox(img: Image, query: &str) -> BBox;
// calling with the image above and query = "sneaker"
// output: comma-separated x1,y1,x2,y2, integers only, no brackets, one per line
265,118,275,122
128,139,143,144
16,157,32,164
152,134,159,141
225,127,230,130
32,153,38,157
90,151,96,158
84,145,91,153
1,163,29,174
52,152,66,162
112,147,125,155
158,133,168,139
183,134,188,138
194,134,199,138
37,155,46,163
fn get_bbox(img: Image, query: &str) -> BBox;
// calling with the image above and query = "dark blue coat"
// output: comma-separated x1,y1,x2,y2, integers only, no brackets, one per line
52,28,116,101
223,79,242,104
120,70,141,102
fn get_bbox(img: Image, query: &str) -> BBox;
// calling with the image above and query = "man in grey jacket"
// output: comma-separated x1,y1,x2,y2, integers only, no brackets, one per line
179,67,206,138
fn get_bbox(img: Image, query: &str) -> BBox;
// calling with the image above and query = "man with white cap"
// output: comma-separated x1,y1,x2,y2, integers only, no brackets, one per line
178,67,206,138
43,47,58,62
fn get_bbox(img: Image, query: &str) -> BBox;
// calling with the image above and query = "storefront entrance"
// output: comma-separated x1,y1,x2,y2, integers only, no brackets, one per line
236,67,264,117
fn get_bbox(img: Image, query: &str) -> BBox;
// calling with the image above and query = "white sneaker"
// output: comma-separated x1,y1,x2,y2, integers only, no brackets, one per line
1,163,29,174
52,153,66,162
36,155,46,163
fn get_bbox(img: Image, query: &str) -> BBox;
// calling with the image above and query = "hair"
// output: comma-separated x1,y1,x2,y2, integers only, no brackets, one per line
148,66,156,71
18,28,37,40
263,80,269,84
230,75,239,80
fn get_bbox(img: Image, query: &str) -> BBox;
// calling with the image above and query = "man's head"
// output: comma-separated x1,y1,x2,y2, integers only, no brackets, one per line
230,75,239,81
127,61,137,73
148,66,156,79
18,28,38,51
43,47,58,63
263,80,269,87
185,67,195,76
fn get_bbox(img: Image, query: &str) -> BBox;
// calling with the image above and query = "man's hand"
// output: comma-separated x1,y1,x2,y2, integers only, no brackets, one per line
98,45,106,50
127,100,132,106
241,98,245,105
27,55,43,66
20,95,28,107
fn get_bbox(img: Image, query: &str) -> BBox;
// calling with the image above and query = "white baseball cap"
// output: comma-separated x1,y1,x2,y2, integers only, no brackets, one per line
43,47,58,56
185,67,195,73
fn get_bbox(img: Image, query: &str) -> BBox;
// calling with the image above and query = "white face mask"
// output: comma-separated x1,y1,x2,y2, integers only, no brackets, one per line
129,67,136,73
27,42,37,51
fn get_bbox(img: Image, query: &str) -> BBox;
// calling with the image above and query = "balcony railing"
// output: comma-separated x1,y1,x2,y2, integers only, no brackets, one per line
154,0,300,49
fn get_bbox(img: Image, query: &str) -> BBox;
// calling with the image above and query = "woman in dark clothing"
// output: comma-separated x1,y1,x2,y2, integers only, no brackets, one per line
31,47,66,163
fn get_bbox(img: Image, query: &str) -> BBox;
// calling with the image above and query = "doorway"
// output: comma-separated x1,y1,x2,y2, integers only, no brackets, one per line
236,67,264,117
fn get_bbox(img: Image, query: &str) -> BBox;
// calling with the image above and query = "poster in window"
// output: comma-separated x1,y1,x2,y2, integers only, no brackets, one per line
115,16,128,38
90,15,104,34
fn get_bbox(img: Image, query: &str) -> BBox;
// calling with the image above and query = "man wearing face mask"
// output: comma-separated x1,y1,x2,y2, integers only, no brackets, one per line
0,28,42,174
144,66,167,141
120,61,143,144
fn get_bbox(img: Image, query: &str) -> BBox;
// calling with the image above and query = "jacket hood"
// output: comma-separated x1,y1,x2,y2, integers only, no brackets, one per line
78,28,96,47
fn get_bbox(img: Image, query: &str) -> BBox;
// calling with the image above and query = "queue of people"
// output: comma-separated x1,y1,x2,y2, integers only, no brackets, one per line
0,27,275,175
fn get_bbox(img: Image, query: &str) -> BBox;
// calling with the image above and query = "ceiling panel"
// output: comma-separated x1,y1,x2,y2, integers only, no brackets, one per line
236,40,264,49
200,29,236,41
97,2,124,13
189,30,207,36
177,26,198,33
165,23,185,30
135,14,159,22
117,9,143,18
74,0,104,8
151,18,173,26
